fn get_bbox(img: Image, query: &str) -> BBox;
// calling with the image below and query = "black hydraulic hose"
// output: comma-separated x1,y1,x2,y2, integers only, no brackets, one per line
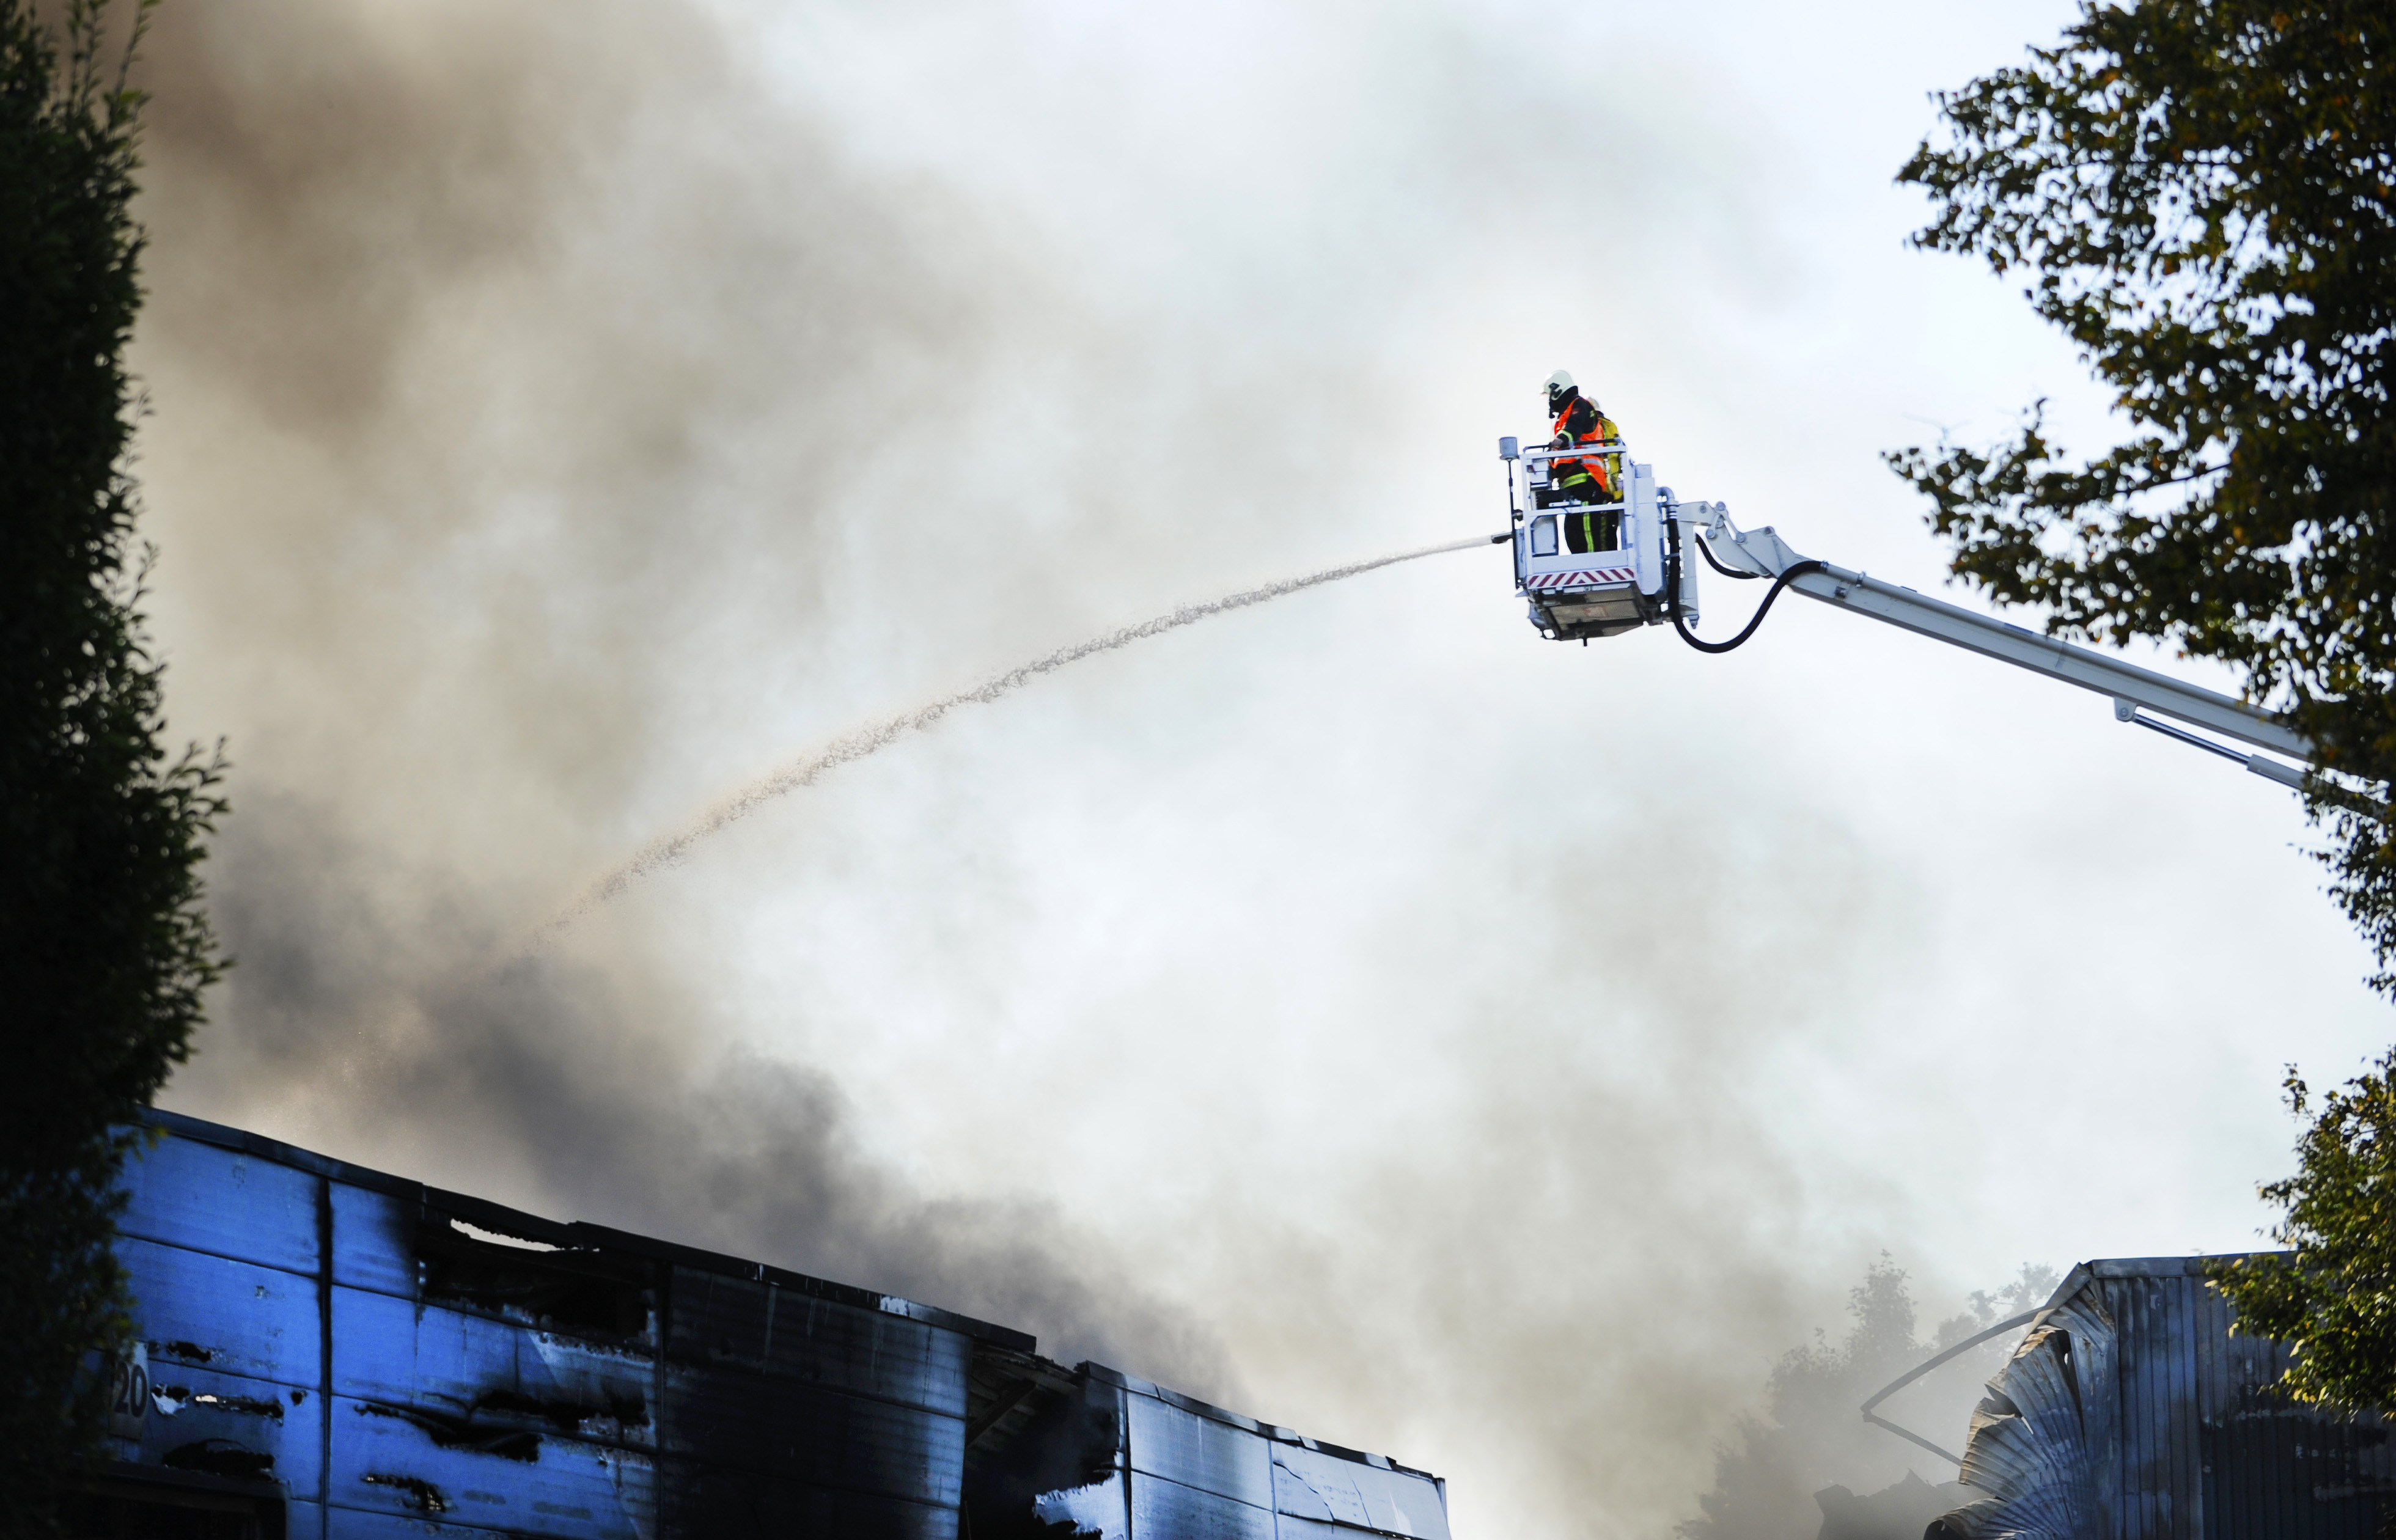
1696,534,1763,581
1666,517,1825,655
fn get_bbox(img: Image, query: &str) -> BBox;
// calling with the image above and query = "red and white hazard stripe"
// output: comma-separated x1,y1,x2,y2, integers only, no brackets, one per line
1525,566,1636,592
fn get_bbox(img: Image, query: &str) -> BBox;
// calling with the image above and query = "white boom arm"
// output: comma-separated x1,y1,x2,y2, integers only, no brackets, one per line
1683,503,2316,789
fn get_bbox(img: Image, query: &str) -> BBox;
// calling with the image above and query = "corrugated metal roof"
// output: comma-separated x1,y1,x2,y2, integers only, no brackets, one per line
1933,1257,2395,1540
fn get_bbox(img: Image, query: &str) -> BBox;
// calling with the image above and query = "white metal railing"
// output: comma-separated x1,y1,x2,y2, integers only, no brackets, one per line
1511,439,1626,464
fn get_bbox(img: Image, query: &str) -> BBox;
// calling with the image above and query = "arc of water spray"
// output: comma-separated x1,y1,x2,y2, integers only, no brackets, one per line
533,531,1501,943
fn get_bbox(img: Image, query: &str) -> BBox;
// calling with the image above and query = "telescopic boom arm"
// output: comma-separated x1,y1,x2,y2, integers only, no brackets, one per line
1678,503,2316,790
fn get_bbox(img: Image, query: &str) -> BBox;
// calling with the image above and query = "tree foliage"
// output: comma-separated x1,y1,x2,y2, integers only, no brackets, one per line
1680,1261,2056,1540
1890,0,2396,986
0,0,223,1527
2210,1055,2396,1410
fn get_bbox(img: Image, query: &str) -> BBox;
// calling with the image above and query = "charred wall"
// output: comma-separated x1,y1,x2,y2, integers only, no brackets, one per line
92,1109,1450,1540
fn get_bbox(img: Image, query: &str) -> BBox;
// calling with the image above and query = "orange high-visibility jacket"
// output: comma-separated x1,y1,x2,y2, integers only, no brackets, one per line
1548,394,1618,499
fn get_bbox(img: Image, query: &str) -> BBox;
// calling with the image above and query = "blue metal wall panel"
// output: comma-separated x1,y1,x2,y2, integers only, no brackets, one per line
669,1268,969,1417
658,1359,964,1506
333,1288,655,1452
653,1461,966,1540
109,1111,1448,1540
127,1363,324,1500
1126,1392,1273,1509
1126,1470,1276,1540
124,1236,323,1387
330,1181,420,1298
2119,1274,2169,1539
122,1133,322,1277
1270,1443,1452,1539
323,1508,515,1540
327,1393,655,1539
1273,1517,1340,1540
1272,1459,1336,1523
2095,1264,2396,1540
2169,1274,2203,1538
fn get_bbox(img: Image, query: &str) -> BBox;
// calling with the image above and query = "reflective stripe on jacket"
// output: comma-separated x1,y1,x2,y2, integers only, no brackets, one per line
1548,393,1617,499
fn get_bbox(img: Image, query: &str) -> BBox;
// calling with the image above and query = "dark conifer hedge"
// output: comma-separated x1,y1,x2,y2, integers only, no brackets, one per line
0,1,225,1527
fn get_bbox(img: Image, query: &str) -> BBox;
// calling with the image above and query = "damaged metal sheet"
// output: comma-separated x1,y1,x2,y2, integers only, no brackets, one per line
1946,1302,2115,1540
121,1361,321,1496
1931,1256,2396,1540
108,1107,1452,1540
669,1267,971,1415
1270,1440,1452,1538
1034,1474,1129,1539
661,1263,974,1528
963,1354,1126,1539
334,1288,656,1451
966,1358,1452,1539
120,1238,322,1388
331,1392,655,1535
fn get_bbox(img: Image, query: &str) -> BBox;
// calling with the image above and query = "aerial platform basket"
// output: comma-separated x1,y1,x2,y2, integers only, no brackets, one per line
1500,433,1702,642
1485,419,2329,809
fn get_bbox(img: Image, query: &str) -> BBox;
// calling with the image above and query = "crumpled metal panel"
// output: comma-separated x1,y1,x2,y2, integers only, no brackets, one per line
1032,1472,1128,1538
1933,1257,2396,1540
1945,1324,2111,1539
1941,1266,2119,1540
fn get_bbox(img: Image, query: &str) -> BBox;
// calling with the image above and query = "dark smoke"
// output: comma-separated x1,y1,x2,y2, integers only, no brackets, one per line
117,0,2034,1530
129,0,1238,1398
192,787,1238,1390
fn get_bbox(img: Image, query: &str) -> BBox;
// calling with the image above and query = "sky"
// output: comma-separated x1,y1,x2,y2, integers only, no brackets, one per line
117,0,2393,1535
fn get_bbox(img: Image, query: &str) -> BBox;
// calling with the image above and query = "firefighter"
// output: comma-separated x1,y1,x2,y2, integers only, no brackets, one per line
1540,370,1622,549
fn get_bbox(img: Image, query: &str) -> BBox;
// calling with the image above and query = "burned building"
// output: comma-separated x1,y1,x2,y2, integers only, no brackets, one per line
76,1109,1452,1540
1928,1257,2394,1540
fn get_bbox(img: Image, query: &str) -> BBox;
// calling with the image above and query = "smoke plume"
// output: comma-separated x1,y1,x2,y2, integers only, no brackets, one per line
120,0,2063,1533
128,0,1251,1392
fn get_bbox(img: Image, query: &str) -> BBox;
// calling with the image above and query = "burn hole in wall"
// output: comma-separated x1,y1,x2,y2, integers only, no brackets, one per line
474,1386,649,1433
357,1401,543,1462
963,1350,1123,1540
360,1473,450,1514
416,1212,655,1341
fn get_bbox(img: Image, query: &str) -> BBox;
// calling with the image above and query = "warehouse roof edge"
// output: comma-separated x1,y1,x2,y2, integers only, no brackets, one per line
87,1107,1452,1540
